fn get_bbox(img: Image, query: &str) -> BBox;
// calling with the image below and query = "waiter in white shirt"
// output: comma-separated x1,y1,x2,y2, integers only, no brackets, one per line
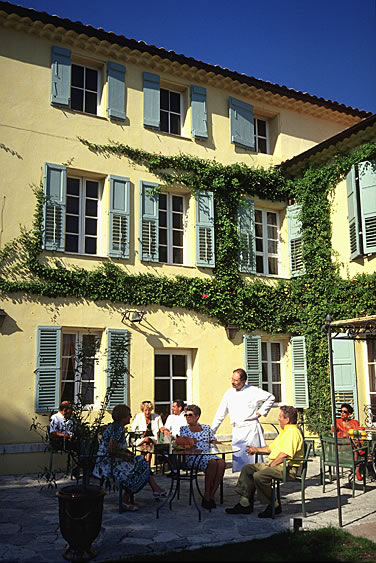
160,399,187,437
211,368,275,472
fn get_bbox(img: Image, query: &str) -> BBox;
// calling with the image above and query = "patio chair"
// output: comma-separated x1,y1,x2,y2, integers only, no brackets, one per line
319,435,368,497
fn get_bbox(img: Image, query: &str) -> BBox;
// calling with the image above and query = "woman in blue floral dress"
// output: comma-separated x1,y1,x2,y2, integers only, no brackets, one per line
179,404,226,510
93,404,166,511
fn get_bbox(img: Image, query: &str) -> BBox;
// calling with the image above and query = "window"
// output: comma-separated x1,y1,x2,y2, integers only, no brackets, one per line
71,63,99,115
65,176,100,255
158,193,185,264
254,118,268,154
255,209,279,275
154,352,190,420
61,332,99,406
368,340,376,422
160,88,181,135
262,341,282,402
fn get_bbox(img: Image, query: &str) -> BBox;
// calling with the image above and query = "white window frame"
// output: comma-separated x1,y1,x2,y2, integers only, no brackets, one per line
158,192,187,265
254,117,269,154
154,349,193,414
261,340,284,404
160,87,184,136
70,62,102,116
255,208,280,276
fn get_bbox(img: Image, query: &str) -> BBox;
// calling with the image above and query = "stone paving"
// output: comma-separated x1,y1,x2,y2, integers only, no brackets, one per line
1,456,376,562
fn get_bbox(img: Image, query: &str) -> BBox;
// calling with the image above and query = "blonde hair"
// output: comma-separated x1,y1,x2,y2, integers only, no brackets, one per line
140,400,153,411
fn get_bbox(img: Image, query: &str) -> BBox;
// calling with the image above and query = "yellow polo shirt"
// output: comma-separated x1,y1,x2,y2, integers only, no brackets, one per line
268,424,304,467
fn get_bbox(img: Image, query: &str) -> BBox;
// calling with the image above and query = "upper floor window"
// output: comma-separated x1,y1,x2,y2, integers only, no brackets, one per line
160,88,181,135
255,209,279,275
254,118,268,154
158,193,185,264
262,341,282,402
65,176,101,255
71,64,99,115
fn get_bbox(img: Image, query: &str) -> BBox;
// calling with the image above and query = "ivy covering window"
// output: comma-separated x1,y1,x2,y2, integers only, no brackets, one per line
255,209,279,275
159,193,185,264
254,118,268,154
65,177,100,255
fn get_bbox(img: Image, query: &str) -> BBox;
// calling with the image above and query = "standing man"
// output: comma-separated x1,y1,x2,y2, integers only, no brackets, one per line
211,368,275,472
160,399,186,438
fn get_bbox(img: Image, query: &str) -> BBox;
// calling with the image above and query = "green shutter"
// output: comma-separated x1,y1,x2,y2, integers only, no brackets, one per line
287,205,304,277
346,165,361,259
108,175,130,258
139,181,159,262
291,336,309,408
191,85,208,139
195,191,215,267
332,336,359,419
51,46,71,107
107,61,126,121
35,326,61,412
358,160,376,255
43,163,66,252
238,198,256,273
229,97,255,150
244,334,262,387
143,72,160,129
106,329,129,409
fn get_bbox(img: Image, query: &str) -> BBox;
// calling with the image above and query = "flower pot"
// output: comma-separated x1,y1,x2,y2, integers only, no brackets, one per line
57,484,106,562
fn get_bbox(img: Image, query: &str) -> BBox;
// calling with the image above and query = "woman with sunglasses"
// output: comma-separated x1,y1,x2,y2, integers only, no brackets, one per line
332,403,362,480
179,404,226,509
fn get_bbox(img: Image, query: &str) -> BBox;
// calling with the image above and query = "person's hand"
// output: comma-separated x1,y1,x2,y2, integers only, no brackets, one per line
246,445,258,455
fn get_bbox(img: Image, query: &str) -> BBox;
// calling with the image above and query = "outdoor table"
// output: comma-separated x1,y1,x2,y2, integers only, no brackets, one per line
136,442,239,521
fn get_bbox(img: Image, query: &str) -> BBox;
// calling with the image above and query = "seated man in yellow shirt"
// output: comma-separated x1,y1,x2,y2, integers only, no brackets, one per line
226,405,304,518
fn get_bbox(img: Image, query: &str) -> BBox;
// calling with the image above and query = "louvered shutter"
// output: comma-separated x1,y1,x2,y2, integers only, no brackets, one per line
191,85,208,139
35,326,61,412
346,166,361,260
332,336,359,419
291,336,309,408
143,72,160,129
139,181,159,262
195,191,215,267
107,61,126,121
287,205,304,277
51,46,71,107
238,199,256,273
107,329,129,409
244,334,262,387
358,160,376,255
229,97,255,150
43,163,66,252
108,175,130,258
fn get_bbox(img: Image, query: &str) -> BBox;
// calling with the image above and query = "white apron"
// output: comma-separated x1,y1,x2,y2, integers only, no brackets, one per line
232,420,266,472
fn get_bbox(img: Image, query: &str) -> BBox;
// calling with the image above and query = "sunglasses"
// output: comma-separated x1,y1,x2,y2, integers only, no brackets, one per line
184,413,194,417
341,409,349,413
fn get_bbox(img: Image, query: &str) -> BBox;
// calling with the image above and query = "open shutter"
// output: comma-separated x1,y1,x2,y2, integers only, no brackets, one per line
244,334,262,387
238,199,256,273
346,165,361,260
143,72,160,129
195,191,215,267
43,163,66,251
35,326,61,412
229,97,255,150
358,160,376,255
51,46,71,107
139,181,159,262
107,61,126,121
191,85,208,139
332,336,359,419
107,329,129,409
108,175,130,258
287,205,304,277
291,336,309,408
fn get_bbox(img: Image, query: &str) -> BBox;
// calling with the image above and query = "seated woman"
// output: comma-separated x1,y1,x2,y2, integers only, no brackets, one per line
332,403,362,480
131,400,163,466
179,404,226,510
93,404,166,511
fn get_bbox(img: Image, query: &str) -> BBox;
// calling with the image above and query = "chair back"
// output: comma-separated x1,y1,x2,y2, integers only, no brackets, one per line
295,439,312,479
320,435,354,468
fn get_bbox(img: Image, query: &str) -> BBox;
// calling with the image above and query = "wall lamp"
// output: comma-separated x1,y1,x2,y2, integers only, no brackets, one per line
225,324,238,340
0,309,6,329
122,309,147,324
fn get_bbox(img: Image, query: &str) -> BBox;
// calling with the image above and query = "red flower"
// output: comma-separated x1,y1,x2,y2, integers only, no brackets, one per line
202,294,208,299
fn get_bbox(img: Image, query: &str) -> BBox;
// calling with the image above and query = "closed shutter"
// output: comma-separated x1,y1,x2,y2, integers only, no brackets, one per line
35,326,61,412
51,46,71,107
229,97,255,150
291,336,309,408
287,205,304,277
191,85,208,139
346,166,361,259
107,329,129,409
244,334,262,387
108,175,130,258
332,336,359,419
238,199,256,273
107,61,126,121
139,181,159,261
43,163,66,252
195,190,215,267
143,72,160,129
358,160,376,255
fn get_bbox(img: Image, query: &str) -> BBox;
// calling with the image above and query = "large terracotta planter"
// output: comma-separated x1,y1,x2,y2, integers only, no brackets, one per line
57,484,106,562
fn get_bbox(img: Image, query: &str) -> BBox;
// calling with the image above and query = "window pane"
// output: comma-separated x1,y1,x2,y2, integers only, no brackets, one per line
65,234,78,253
85,68,98,91
155,355,170,376
81,382,94,405
262,363,268,380
85,199,97,217
170,92,180,113
71,64,84,88
173,247,183,264
170,113,180,135
272,384,281,403
267,225,277,239
67,196,79,215
368,341,376,362
85,218,97,235
71,87,84,111
172,212,183,229
255,223,263,237
267,213,277,225
160,110,169,132
256,255,264,273
86,181,98,198
173,230,183,246
268,257,278,275
66,215,79,234
172,355,186,376
159,194,167,209
271,364,280,382
85,237,97,254
85,91,97,115
271,343,280,361
159,210,167,227
159,246,167,263
261,342,267,359
173,380,186,401
82,361,94,380
155,379,170,402
61,382,74,403
256,239,263,252
268,240,278,254
159,229,167,245
160,89,169,110
258,138,267,154
67,178,80,195
172,196,183,212
257,119,266,137
255,210,262,222
369,365,376,392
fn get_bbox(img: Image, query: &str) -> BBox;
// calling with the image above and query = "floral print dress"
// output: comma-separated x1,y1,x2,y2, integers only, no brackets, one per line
93,422,150,493
179,424,220,471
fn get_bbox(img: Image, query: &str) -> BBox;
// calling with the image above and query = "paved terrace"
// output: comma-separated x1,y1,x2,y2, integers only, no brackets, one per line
1,456,376,562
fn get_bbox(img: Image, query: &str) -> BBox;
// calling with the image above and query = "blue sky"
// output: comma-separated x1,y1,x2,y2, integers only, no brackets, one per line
12,0,376,113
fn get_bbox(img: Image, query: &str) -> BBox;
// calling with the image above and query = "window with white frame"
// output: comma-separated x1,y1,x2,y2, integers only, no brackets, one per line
368,340,376,421
261,341,282,402
158,193,186,264
71,63,100,115
255,209,279,275
154,352,190,421
160,88,182,135
61,332,99,406
254,118,268,154
65,176,101,255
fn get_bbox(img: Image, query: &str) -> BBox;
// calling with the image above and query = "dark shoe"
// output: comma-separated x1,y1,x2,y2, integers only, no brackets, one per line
258,504,282,518
201,498,212,510
225,503,252,515
165,471,177,478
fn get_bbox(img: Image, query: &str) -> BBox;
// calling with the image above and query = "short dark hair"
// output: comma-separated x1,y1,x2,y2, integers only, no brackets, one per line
340,403,354,415
59,401,72,411
112,404,130,422
185,404,201,417
173,400,185,410
233,368,247,382
280,405,298,424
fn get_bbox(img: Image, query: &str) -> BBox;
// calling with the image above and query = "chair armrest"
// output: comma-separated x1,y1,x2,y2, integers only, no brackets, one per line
282,457,312,482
